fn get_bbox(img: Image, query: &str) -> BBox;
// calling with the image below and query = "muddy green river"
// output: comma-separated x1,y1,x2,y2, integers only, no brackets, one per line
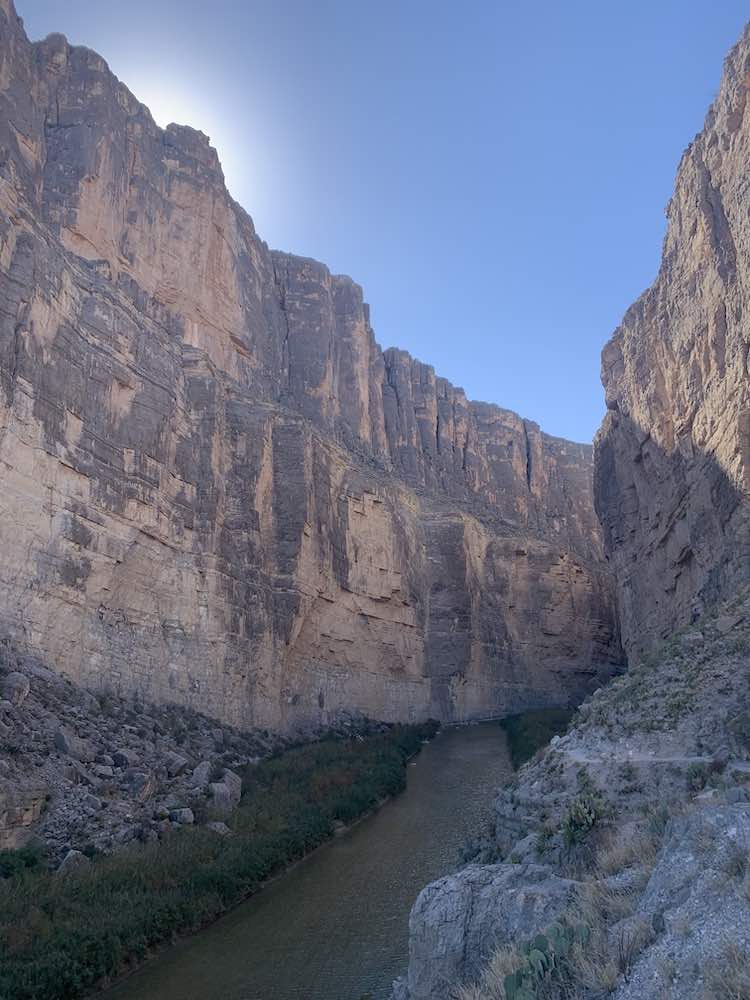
104,722,512,1000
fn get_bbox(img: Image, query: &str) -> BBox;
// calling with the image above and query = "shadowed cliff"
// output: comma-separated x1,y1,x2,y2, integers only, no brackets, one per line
595,22,750,658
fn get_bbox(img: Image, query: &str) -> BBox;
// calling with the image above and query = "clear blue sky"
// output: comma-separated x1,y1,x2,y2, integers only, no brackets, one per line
19,1,749,442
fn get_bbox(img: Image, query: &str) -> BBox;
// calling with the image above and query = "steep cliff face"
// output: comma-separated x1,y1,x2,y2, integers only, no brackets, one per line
0,0,620,732
595,25,750,658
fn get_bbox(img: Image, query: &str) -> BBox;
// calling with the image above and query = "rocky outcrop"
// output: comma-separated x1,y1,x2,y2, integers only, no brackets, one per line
610,803,750,1000
396,863,577,1000
0,0,620,733
595,24,750,658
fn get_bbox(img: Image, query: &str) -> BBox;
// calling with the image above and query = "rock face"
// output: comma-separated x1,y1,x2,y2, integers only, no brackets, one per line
0,0,620,732
595,25,750,658
397,863,576,1000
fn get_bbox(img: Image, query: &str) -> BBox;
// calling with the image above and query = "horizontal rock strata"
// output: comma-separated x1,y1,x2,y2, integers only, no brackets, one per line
0,0,620,731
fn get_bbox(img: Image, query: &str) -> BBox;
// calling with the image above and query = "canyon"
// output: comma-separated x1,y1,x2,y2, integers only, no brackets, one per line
2,1,750,998
0,0,620,736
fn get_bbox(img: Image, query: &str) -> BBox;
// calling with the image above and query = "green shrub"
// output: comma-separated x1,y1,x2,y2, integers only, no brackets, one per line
563,794,604,847
500,709,573,769
0,843,46,879
687,762,709,793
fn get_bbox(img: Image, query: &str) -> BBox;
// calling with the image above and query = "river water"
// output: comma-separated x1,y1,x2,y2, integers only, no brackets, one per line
104,722,512,1000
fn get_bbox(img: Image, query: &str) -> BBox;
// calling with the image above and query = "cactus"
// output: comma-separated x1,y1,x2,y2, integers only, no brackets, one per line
563,793,603,845
502,922,591,999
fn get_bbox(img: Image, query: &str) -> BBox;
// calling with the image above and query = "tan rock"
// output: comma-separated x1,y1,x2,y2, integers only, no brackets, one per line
0,1,621,733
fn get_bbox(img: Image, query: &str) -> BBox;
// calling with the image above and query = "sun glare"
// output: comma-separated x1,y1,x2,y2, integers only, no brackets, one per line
129,76,245,197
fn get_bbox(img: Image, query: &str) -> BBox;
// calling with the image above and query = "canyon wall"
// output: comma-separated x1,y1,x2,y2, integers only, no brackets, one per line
0,0,620,732
595,25,750,658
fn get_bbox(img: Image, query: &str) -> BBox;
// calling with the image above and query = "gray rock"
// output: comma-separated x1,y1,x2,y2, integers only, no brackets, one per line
128,772,156,802
64,760,102,789
113,749,139,769
190,760,213,788
391,978,409,1000
1,671,29,706
715,614,745,635
611,804,750,1000
404,863,577,1000
205,820,232,836
54,727,95,763
208,781,234,815
164,751,188,777
169,808,194,825
711,745,731,771
57,849,89,875
222,768,243,804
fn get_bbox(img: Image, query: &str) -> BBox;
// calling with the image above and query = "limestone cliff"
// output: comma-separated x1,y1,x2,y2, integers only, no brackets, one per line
596,25,750,657
0,0,620,732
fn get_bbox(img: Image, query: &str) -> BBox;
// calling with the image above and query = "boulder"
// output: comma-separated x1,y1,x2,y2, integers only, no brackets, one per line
206,820,232,836
208,782,234,815
64,760,101,789
165,751,189,777
0,672,29,706
169,808,194,825
404,863,577,1000
222,768,243,804
190,760,213,788
54,727,95,763
57,849,89,875
113,749,139,769
611,804,750,1000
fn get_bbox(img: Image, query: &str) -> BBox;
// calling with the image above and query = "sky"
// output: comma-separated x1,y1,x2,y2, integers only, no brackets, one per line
19,1,750,443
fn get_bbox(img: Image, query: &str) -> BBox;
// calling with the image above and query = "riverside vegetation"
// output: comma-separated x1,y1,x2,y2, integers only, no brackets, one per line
499,710,574,771
0,721,437,1000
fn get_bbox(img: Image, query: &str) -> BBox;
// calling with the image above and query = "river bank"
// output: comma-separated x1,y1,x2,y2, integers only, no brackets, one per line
0,720,437,1000
100,721,513,1000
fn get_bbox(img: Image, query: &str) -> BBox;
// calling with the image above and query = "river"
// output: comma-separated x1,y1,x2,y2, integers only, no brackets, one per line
103,721,512,1000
